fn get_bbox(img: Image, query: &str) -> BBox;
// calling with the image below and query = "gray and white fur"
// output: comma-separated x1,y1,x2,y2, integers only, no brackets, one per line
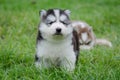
72,21,112,50
35,9,79,71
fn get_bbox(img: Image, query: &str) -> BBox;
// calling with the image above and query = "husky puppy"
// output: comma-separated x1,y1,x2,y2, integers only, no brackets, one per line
35,9,79,71
72,21,112,50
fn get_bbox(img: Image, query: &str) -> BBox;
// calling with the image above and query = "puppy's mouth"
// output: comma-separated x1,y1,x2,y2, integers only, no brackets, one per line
54,32,63,36
52,32,64,40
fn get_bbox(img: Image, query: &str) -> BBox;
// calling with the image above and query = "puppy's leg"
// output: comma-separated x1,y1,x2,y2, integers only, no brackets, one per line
60,54,76,71
35,55,51,69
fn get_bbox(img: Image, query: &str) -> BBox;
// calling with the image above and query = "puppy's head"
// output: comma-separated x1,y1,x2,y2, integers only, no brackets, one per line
77,26,93,45
39,9,72,41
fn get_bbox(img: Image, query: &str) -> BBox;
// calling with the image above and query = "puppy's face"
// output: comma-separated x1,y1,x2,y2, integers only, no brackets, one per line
39,9,72,41
78,26,93,45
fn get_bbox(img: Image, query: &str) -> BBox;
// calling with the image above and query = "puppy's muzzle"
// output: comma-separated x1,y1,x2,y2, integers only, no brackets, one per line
55,28,62,35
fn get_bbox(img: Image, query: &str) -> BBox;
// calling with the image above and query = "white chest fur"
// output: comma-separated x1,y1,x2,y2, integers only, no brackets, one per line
37,39,74,58
36,38,76,71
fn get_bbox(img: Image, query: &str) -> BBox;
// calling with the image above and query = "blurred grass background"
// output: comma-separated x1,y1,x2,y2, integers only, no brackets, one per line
0,0,120,80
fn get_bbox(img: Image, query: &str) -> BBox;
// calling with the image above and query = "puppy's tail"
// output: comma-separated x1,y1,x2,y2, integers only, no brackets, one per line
95,39,112,47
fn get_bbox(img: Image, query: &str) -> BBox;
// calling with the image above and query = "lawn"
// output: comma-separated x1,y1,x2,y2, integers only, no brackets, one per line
0,0,120,80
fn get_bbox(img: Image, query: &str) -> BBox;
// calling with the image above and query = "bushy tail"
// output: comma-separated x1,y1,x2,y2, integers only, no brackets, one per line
95,39,112,47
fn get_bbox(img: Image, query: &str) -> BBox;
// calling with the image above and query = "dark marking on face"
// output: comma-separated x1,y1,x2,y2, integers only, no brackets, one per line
59,10,70,20
60,20,71,26
41,9,71,26
41,9,55,21
46,21,56,25
46,9,55,17
59,10,71,25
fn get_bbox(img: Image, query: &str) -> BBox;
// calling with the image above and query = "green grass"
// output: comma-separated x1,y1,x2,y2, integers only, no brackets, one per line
0,0,120,80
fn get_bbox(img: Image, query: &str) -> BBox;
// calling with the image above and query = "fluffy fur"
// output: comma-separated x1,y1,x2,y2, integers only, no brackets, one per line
35,9,79,71
72,21,112,50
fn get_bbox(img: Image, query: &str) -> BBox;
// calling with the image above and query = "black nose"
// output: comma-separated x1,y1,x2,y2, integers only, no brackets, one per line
56,28,61,33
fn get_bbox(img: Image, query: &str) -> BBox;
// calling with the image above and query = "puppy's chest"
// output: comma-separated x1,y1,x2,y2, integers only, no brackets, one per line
37,40,74,58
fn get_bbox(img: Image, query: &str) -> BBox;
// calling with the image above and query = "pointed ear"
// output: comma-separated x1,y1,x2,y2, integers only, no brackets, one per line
64,9,71,16
39,9,46,19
